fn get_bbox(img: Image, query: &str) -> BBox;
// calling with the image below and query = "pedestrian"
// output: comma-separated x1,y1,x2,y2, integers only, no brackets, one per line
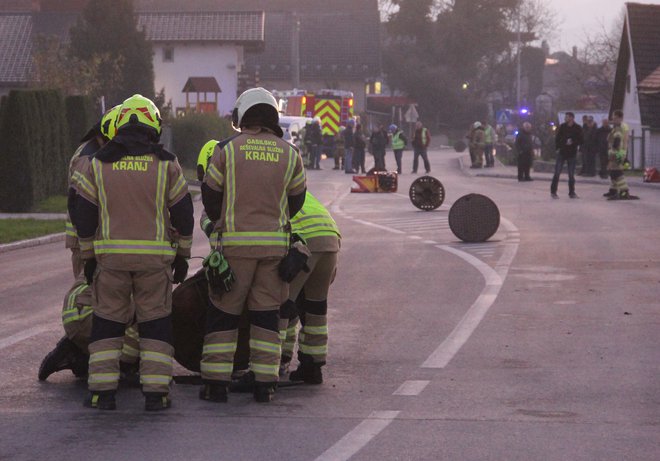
483,120,496,167
343,119,356,174
515,121,534,181
353,123,367,174
199,87,306,403
279,192,341,383
596,118,612,179
322,132,335,168
579,116,598,176
304,117,323,169
389,124,407,174
468,121,485,168
604,110,635,200
333,127,345,170
551,112,583,199
370,123,388,171
411,120,431,174
75,94,194,411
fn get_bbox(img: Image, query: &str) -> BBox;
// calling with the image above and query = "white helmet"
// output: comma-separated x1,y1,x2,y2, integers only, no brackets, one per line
232,87,279,130
473,121,482,129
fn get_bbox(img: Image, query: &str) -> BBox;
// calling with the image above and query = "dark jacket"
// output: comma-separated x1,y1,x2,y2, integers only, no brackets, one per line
370,129,388,150
555,122,583,158
515,130,534,156
305,123,322,146
343,126,354,149
596,125,612,154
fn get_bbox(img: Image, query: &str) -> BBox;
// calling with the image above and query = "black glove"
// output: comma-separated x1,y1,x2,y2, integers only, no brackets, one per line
278,242,311,283
171,254,189,284
84,258,97,286
203,250,235,294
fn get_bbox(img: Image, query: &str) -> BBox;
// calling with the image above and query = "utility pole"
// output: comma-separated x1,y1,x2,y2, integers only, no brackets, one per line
291,12,301,89
516,6,521,110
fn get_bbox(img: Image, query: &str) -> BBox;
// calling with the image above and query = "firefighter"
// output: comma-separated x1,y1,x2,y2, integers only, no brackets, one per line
279,192,340,383
305,117,323,169
39,106,141,383
197,139,219,182
389,124,407,174
199,87,306,403
66,105,121,278
74,94,194,411
605,110,636,200
468,121,485,168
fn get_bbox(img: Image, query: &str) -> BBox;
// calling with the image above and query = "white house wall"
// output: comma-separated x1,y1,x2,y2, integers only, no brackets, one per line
621,31,644,167
152,42,239,116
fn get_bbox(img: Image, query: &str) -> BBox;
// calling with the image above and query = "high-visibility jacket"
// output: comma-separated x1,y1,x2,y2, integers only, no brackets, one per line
484,124,495,144
66,139,101,249
204,128,306,258
291,192,340,252
76,154,192,270
391,130,406,150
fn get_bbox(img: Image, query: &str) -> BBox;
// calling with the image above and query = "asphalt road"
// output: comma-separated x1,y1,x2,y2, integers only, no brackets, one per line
0,148,658,461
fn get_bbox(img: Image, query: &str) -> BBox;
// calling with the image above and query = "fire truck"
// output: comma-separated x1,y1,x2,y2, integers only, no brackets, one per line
273,89,354,136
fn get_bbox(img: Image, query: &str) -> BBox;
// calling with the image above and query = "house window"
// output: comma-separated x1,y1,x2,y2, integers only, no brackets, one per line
626,74,631,93
163,47,174,62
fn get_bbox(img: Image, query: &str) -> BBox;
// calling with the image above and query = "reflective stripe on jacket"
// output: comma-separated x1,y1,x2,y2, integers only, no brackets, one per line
291,192,340,252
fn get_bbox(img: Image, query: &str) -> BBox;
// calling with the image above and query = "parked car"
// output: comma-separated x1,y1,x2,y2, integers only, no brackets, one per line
279,116,313,146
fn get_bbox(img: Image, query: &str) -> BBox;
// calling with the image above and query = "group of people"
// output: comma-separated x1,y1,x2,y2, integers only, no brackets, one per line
40,87,342,411
466,120,496,169
298,119,432,176
513,110,635,200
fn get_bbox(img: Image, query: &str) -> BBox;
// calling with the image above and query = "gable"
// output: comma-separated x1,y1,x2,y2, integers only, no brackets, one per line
0,13,32,84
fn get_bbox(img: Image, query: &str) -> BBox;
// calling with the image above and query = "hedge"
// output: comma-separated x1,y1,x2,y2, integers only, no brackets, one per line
65,95,97,152
0,90,70,212
170,113,234,168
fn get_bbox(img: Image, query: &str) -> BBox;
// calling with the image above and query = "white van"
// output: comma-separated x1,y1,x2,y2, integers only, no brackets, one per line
279,116,313,146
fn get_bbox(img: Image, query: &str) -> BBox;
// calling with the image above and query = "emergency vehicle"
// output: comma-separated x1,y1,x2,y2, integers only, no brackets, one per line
273,89,354,136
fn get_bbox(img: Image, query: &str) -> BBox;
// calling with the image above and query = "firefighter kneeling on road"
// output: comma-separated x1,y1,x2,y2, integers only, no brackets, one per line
199,87,306,403
39,106,141,383
279,192,341,384
74,94,194,411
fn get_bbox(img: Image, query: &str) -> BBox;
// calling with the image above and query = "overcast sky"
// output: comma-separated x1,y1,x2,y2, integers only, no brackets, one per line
549,0,660,52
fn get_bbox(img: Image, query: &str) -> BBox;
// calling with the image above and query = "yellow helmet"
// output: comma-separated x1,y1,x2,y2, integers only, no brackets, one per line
197,139,219,173
100,105,121,140
116,94,162,135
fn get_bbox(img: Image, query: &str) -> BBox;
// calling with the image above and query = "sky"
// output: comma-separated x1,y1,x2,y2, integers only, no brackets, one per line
549,0,660,52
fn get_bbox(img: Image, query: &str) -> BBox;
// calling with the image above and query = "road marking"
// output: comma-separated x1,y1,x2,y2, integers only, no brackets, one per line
0,325,52,351
393,380,430,396
315,411,400,461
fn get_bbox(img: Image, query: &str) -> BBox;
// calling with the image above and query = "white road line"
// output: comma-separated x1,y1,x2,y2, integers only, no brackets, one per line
0,325,52,351
393,380,430,396
352,219,406,234
423,240,438,245
315,411,400,461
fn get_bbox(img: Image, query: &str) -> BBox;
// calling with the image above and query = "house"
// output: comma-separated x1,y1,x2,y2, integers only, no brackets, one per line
0,1,265,116
137,11,264,116
611,2,660,168
135,0,382,112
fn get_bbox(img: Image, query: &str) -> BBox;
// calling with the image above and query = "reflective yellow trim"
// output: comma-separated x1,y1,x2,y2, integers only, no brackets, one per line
200,362,233,374
303,325,328,335
93,239,176,256
72,171,96,198
207,163,224,188
249,339,281,355
169,173,187,202
226,143,236,232
203,343,237,354
279,147,296,228
140,374,171,385
89,350,121,363
92,159,110,240
250,363,279,377
88,372,120,384
155,161,166,242
299,344,328,355
140,351,173,367
121,344,140,358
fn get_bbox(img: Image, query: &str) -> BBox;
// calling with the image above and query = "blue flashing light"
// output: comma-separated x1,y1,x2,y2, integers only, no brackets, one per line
519,108,529,115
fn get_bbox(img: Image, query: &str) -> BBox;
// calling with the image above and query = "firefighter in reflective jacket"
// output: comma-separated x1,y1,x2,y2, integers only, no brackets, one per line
38,106,141,382
200,87,306,403
279,192,340,383
74,94,194,411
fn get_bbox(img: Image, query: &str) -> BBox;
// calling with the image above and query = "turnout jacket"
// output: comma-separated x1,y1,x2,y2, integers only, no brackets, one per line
66,138,102,249
291,192,341,253
74,139,193,271
203,127,306,258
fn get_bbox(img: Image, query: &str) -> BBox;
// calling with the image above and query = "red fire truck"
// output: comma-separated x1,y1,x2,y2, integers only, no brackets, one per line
273,89,354,136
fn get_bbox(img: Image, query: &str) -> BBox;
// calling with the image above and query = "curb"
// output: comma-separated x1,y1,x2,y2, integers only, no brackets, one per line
0,232,66,254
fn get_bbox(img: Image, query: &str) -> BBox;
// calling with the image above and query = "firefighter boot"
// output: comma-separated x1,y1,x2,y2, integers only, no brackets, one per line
38,336,89,381
253,382,276,403
144,392,171,411
199,383,229,403
83,390,117,410
603,188,617,197
289,353,324,385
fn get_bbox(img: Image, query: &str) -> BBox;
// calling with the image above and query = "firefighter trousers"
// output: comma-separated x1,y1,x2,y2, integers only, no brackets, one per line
88,266,173,394
201,257,286,384
280,251,337,364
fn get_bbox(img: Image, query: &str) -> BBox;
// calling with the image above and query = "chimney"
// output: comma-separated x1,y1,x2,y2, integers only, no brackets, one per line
572,46,578,59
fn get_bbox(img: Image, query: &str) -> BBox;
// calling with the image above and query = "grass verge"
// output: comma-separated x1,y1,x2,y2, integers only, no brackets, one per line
32,195,68,213
0,219,65,244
